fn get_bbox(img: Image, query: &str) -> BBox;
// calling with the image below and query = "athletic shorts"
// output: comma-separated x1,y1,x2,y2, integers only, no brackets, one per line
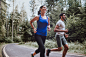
56,35,68,47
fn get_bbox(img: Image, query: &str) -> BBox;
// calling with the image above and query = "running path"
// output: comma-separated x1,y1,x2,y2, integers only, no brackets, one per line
2,43,86,57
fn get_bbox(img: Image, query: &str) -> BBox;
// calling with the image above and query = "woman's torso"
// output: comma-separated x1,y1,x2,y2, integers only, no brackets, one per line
36,15,48,36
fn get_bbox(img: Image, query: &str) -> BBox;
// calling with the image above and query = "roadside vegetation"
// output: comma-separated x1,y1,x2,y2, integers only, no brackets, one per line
19,40,86,55
0,0,86,57
0,43,7,57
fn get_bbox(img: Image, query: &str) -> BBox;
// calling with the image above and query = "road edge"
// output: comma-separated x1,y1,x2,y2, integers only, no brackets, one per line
2,45,9,57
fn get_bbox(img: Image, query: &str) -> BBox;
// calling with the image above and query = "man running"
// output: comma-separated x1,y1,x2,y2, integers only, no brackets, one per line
46,13,69,57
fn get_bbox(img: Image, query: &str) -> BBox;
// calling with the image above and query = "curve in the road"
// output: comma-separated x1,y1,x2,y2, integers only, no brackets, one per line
2,45,9,57
2,43,86,57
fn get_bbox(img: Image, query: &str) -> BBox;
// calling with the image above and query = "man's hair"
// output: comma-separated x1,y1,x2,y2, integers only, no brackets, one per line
59,13,65,18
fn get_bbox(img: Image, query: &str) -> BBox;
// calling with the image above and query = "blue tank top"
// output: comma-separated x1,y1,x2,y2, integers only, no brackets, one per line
36,15,48,36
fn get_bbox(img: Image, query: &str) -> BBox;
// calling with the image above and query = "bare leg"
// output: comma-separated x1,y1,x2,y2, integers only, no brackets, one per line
33,52,36,56
46,47,62,56
62,44,69,57
51,47,62,51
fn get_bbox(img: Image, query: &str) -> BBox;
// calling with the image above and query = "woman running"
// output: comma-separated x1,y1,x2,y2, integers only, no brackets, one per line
30,5,51,57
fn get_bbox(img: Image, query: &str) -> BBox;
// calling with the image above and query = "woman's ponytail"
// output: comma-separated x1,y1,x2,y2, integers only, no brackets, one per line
38,10,41,15
37,5,45,15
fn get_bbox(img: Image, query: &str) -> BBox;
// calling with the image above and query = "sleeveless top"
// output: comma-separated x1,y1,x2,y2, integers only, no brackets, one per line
36,15,48,36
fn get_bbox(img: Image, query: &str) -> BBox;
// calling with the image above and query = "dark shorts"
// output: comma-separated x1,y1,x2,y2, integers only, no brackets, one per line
56,35,67,47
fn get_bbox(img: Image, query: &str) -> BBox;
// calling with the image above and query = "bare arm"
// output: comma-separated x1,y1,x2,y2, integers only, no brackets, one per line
47,17,50,28
54,25,68,33
48,17,50,26
47,17,51,31
30,16,39,33
30,16,39,29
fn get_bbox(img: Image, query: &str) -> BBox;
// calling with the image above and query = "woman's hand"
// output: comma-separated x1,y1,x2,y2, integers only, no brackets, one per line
33,28,37,33
48,28,51,31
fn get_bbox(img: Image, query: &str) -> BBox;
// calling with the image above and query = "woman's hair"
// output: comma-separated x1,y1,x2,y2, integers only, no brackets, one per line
59,13,65,18
38,5,45,15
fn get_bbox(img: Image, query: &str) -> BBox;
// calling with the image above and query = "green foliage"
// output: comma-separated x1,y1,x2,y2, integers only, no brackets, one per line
45,0,57,12
18,42,25,45
25,41,38,47
4,37,13,43
20,40,86,54
0,37,5,42
84,3,86,13
0,25,6,42
1,36,22,43
68,41,86,54
66,6,82,17
0,43,6,57
29,0,37,16
83,41,86,54
45,0,86,43
13,36,22,42
50,3,61,23
67,0,80,7
1,25,6,36
45,40,57,48
80,13,86,19
20,20,35,42
1,0,86,43
66,15,86,42
47,24,56,40
46,2,62,39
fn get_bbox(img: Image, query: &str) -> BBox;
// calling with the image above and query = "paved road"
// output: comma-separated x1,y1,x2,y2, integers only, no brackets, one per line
2,43,86,57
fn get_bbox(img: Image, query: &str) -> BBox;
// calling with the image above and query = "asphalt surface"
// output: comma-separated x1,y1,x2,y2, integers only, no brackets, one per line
2,43,86,57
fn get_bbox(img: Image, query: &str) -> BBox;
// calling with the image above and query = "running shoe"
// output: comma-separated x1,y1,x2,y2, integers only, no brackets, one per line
31,52,34,57
46,49,51,56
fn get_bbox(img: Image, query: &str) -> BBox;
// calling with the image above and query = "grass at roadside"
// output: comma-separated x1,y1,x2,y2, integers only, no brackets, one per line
0,43,6,57
19,40,86,55
68,41,86,54
0,40,86,57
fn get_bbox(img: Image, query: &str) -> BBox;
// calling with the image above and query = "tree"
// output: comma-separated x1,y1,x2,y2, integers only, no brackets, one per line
50,3,62,24
13,5,20,36
20,20,35,42
67,0,79,7
66,6,82,17
84,3,86,13
0,0,8,40
19,3,27,24
29,0,37,17
38,0,43,5
66,14,86,42
45,0,57,14
11,0,15,42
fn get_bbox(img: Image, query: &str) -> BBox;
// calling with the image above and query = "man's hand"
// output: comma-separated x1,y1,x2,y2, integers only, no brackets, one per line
48,28,51,31
65,34,69,38
65,29,68,33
